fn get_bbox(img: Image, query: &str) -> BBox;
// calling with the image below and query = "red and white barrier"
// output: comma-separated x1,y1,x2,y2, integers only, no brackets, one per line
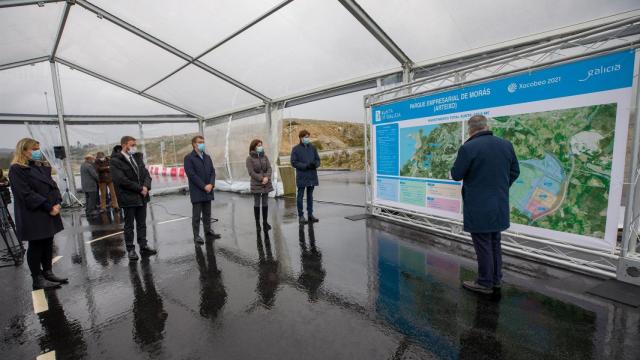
147,165,186,177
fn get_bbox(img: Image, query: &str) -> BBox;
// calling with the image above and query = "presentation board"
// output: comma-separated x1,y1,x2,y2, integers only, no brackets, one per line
371,50,637,251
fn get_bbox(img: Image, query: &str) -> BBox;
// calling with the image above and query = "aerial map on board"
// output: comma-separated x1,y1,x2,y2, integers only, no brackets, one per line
399,122,462,180
492,104,617,238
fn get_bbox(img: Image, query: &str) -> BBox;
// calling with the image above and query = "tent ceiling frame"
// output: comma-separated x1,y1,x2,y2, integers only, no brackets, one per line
55,57,201,118
74,0,271,102
0,113,196,124
141,0,294,94
0,0,62,8
367,15,640,106
50,0,72,60
1,3,639,124
338,0,413,68
0,56,49,71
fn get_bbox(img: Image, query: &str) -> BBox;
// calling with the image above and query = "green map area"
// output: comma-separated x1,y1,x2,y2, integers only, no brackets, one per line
492,104,617,238
399,122,462,179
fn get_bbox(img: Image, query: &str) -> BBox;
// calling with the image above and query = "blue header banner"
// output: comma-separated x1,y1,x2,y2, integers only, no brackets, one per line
372,50,635,124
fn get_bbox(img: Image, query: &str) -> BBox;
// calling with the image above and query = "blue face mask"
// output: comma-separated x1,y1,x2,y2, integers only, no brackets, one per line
302,137,311,145
31,150,42,161
256,146,264,153
197,143,205,152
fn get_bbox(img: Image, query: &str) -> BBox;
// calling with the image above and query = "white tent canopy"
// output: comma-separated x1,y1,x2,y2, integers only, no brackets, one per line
1,0,639,119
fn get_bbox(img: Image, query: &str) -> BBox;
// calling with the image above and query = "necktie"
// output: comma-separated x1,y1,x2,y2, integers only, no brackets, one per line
129,155,140,179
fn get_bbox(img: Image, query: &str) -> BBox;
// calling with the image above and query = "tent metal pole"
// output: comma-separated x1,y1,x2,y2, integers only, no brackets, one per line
0,56,50,71
0,0,62,8
138,121,147,162
198,118,204,136
50,0,72,60
620,51,640,258
363,95,370,213
264,102,272,130
338,0,413,67
49,61,77,195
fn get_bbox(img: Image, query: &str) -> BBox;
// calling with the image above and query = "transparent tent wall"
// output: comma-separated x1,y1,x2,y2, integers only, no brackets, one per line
203,107,283,195
141,122,199,190
0,124,31,170
281,89,373,171
66,124,141,192
228,113,269,182
203,119,231,184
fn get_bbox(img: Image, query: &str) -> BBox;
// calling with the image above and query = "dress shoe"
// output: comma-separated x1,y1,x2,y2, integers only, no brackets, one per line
194,235,205,244
263,222,272,231
462,280,493,294
43,270,68,284
205,230,221,240
308,216,319,223
128,249,139,261
299,217,308,225
140,246,158,256
32,275,61,290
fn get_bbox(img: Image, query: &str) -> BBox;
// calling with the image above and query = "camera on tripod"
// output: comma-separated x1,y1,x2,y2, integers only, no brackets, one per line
0,179,24,267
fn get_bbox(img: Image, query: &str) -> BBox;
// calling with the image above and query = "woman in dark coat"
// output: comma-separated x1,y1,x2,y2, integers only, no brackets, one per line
246,139,274,232
290,129,320,224
9,138,68,290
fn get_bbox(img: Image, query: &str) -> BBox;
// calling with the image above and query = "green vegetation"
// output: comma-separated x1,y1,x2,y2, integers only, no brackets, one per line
400,122,461,179
492,104,617,238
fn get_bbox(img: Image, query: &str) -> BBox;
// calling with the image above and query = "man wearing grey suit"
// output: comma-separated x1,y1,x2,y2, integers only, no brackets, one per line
80,154,100,216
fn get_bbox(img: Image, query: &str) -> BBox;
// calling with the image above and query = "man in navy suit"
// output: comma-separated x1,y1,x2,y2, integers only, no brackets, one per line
184,135,221,244
451,115,520,294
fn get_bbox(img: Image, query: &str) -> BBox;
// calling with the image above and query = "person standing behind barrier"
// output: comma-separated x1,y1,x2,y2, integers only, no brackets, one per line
450,115,520,295
80,154,100,217
111,136,157,261
95,151,119,210
184,135,220,244
290,130,320,225
246,139,274,232
9,138,68,290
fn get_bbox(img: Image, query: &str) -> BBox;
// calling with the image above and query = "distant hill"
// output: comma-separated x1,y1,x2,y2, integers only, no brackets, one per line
281,119,365,169
68,118,366,173
0,148,14,169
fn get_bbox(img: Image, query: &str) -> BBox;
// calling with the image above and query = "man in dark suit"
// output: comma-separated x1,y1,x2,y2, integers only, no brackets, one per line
290,129,321,225
451,115,520,294
111,136,157,260
184,135,220,244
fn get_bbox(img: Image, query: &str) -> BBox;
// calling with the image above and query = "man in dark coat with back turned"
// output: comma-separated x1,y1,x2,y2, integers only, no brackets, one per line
451,115,520,294
290,129,321,225
184,135,220,244
111,135,157,261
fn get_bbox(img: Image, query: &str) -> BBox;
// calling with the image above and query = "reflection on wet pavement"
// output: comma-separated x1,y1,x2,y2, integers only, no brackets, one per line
0,189,639,360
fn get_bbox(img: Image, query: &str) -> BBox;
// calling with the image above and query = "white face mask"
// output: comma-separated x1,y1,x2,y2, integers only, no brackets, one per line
127,146,137,155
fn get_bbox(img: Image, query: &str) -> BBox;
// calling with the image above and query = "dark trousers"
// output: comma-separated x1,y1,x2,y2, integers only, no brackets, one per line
26,237,54,276
471,232,502,288
123,204,147,250
192,201,212,236
85,191,99,214
253,193,268,207
296,186,314,218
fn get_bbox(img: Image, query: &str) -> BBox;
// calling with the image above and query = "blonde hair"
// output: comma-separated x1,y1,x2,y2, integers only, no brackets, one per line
11,138,40,167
